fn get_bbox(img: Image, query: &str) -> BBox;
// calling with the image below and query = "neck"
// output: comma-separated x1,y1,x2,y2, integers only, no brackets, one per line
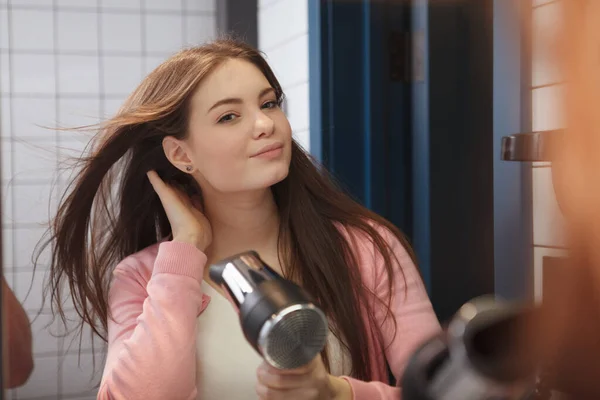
202,187,280,261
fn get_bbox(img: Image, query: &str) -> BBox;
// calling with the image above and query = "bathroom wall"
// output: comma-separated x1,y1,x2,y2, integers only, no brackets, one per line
257,0,310,151
0,0,216,398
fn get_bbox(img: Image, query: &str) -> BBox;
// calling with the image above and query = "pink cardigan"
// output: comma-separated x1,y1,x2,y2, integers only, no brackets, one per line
97,225,441,400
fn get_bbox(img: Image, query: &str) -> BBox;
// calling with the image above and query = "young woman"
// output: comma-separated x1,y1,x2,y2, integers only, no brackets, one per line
40,39,440,400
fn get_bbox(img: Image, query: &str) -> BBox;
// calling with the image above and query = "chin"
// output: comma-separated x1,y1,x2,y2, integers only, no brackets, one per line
259,163,290,188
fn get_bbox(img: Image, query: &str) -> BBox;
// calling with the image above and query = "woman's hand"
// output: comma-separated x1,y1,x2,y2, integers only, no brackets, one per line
255,355,352,400
147,170,212,251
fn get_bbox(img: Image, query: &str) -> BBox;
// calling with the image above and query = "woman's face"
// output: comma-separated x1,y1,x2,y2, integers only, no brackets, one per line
179,58,292,194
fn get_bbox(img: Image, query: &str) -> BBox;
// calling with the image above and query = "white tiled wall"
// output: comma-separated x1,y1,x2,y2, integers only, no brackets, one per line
531,0,568,303
258,0,310,151
0,0,216,398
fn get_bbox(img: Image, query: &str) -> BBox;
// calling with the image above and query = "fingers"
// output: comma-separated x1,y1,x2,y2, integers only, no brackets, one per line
255,357,329,400
147,170,192,207
146,170,163,191
191,195,204,213
255,383,318,400
255,383,290,400
172,184,191,206
146,170,172,201
257,364,313,390
262,356,320,376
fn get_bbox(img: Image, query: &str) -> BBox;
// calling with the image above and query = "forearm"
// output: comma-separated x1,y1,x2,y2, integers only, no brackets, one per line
2,277,34,388
99,242,206,400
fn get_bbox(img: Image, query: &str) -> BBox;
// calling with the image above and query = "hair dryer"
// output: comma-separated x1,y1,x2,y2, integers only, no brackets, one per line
401,296,543,400
208,251,329,370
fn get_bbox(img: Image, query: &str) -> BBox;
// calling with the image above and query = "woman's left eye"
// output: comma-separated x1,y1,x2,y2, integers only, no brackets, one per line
218,113,237,123
261,100,279,110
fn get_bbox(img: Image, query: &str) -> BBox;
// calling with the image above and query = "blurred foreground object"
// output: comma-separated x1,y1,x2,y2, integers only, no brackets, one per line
527,0,600,398
401,296,539,400
1,276,33,388
537,0,600,400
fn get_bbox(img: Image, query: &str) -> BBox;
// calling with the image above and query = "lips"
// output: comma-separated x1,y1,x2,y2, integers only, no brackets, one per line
252,143,284,157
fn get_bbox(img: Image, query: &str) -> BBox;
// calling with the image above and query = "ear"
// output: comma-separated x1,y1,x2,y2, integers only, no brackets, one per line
162,136,195,173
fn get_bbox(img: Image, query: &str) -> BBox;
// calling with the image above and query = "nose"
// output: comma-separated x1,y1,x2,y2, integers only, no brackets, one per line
253,110,275,139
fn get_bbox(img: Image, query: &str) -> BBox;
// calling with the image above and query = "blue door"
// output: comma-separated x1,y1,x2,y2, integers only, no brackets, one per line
309,0,532,322
309,0,425,287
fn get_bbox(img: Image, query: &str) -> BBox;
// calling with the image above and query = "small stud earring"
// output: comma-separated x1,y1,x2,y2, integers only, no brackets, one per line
185,166,193,172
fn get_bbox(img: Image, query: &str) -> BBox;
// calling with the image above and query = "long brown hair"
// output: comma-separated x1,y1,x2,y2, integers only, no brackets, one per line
36,38,413,381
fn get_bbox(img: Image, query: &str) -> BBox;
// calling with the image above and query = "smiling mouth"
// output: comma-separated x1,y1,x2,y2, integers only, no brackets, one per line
252,145,284,159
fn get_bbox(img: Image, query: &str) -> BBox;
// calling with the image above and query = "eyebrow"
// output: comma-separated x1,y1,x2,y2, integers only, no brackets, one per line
207,87,276,113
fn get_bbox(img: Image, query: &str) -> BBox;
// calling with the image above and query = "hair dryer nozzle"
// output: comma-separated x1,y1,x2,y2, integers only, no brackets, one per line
208,264,226,285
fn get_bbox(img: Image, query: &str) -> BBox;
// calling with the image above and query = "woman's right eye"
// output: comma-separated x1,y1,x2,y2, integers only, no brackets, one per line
218,113,238,124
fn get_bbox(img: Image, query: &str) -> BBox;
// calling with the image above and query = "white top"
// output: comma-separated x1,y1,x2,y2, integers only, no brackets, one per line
195,281,352,400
